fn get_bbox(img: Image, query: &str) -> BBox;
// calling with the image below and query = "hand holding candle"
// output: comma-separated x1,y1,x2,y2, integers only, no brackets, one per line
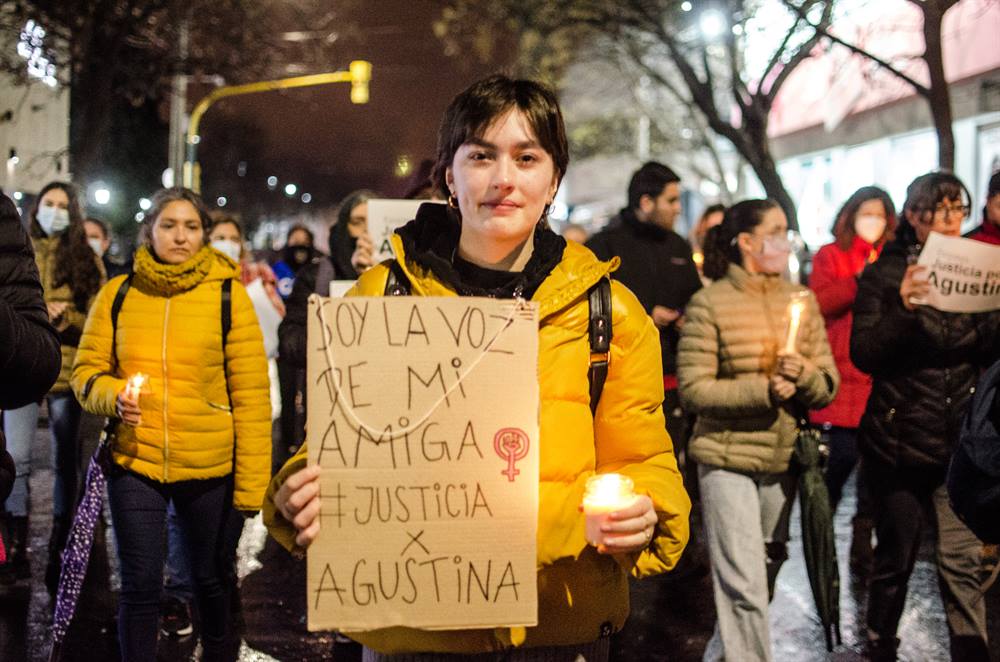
117,372,147,426
784,295,807,354
124,372,147,401
582,474,639,546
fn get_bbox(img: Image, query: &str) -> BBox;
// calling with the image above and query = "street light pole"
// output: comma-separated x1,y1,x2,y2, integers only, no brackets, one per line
182,59,372,192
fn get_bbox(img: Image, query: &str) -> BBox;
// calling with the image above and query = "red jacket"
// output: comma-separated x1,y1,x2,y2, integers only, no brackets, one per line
809,237,880,428
968,221,1000,245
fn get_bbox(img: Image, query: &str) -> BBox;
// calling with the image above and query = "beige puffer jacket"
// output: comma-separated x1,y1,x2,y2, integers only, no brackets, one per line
678,264,839,474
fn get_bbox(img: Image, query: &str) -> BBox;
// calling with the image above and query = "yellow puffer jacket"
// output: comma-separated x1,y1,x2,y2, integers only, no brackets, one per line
71,245,271,511
678,263,839,474
263,228,691,654
32,233,105,392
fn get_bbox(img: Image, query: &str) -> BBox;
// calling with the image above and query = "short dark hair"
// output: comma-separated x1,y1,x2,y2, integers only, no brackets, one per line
85,216,110,239
286,224,315,247
209,211,244,239
898,171,970,245
627,162,680,211
142,187,212,244
830,186,897,250
702,199,780,280
433,74,569,202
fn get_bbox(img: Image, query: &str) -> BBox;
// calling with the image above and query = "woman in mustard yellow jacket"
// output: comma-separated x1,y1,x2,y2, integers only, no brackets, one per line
72,187,270,661
264,75,690,661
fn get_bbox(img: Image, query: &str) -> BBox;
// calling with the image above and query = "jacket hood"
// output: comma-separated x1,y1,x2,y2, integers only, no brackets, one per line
133,244,237,296
390,203,617,319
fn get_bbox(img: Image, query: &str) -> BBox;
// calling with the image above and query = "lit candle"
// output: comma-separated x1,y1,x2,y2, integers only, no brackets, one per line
582,473,638,547
784,299,806,353
125,372,147,401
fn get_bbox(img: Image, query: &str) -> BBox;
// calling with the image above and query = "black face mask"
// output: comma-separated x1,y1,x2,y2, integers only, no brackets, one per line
284,245,315,269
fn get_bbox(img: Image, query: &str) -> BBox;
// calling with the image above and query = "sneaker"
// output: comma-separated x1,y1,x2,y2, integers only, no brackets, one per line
161,595,194,638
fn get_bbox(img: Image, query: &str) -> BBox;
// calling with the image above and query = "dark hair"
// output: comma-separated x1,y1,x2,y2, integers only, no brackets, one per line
627,162,681,211
30,181,102,311
897,171,971,246
831,186,897,250
141,187,213,245
209,211,244,239
702,199,780,280
84,216,110,239
432,74,569,203
336,189,378,230
984,170,1000,223
286,224,314,247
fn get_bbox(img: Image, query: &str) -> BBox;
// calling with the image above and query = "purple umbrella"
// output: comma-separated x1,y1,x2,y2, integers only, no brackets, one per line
48,438,111,662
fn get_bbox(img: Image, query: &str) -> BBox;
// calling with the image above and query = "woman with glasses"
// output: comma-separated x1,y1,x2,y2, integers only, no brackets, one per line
678,199,838,662
850,172,1000,661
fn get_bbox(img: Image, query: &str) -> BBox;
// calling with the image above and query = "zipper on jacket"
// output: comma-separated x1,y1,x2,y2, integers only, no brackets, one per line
162,298,171,481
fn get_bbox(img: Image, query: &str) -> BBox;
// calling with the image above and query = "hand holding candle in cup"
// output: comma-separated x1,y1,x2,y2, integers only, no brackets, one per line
581,474,657,554
116,372,147,426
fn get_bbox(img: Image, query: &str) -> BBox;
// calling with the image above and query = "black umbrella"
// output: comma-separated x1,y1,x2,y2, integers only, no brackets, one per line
793,424,842,651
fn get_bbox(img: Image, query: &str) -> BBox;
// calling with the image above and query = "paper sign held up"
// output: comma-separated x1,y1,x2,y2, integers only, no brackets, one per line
367,199,444,264
306,295,540,632
915,233,1000,312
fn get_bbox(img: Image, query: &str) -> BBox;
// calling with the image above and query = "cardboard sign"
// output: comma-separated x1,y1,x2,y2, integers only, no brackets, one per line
915,232,1000,312
306,295,540,632
367,199,444,263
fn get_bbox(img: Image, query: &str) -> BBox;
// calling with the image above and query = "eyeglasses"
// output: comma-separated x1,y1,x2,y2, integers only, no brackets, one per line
926,204,970,219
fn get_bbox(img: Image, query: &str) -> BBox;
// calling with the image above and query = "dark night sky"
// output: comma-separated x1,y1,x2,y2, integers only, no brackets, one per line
197,2,511,213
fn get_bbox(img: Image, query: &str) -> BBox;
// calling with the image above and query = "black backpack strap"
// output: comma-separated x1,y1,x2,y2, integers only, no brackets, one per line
83,274,132,399
221,278,232,349
588,277,612,416
384,259,411,296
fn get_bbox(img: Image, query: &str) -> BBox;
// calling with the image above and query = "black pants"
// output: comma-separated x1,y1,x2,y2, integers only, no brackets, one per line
863,460,988,660
823,426,872,520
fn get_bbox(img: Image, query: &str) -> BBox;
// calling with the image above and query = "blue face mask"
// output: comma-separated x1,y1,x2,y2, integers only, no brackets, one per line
37,205,71,235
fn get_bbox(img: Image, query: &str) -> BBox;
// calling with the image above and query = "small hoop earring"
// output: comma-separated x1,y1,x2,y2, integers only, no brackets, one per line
447,194,458,209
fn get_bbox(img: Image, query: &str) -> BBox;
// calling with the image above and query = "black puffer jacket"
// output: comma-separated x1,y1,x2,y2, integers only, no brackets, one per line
0,194,61,500
850,239,1000,472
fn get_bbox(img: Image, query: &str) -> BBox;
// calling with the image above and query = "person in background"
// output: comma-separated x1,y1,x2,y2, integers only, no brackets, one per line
851,171,1000,661
809,186,896,578
72,187,270,661
84,216,132,278
678,199,838,662
587,162,702,473
690,203,725,283
325,189,378,280
0,182,105,592
966,170,1000,245
0,192,60,568
561,223,589,244
272,224,317,301
265,74,690,661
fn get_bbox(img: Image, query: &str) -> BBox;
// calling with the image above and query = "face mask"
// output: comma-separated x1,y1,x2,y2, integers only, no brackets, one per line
37,206,70,235
284,245,314,268
756,235,791,274
854,214,886,244
87,238,106,257
211,239,242,262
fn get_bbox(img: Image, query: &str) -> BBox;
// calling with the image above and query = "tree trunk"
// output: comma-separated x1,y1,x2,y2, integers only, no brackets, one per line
921,1,955,171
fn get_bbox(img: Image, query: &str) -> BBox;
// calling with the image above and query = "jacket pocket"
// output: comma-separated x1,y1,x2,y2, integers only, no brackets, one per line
206,400,232,413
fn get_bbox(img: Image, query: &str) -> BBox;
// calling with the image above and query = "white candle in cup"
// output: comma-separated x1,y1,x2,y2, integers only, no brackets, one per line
582,473,638,547
784,299,806,353
125,372,147,401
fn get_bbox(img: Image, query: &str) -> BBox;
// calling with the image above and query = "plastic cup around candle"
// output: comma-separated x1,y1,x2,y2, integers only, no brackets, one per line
582,474,637,547
125,372,148,401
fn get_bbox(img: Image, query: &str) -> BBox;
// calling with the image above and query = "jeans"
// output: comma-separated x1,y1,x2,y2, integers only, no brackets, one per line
823,426,872,520
2,402,39,516
699,464,796,662
47,391,83,518
108,466,233,662
164,500,245,605
864,461,989,660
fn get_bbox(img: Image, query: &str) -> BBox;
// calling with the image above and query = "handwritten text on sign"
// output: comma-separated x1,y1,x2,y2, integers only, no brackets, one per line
916,232,1000,312
306,295,540,632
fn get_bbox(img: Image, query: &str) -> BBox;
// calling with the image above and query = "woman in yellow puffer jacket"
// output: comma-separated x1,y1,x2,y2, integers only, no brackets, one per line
264,75,690,661
678,199,838,662
71,187,270,661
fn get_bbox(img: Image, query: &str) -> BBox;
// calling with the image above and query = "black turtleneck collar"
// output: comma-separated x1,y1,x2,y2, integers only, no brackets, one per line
395,202,566,299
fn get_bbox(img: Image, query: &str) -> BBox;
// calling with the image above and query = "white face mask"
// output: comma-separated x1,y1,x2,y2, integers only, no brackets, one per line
211,239,242,262
87,238,106,257
854,214,886,244
37,206,71,235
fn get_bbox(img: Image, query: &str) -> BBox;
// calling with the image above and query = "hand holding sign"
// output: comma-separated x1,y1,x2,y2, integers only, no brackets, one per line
913,233,1000,312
